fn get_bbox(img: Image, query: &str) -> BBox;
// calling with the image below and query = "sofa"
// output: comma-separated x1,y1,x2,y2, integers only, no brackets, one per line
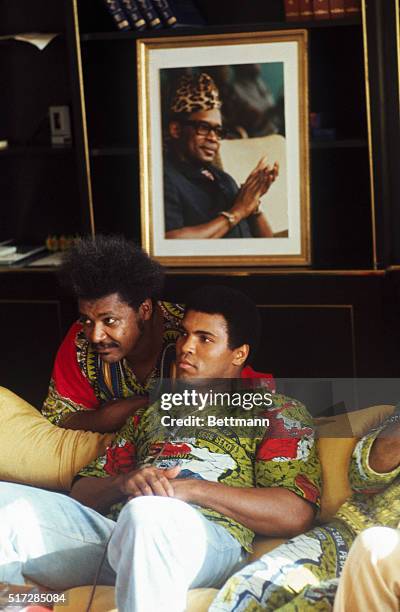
0,386,394,612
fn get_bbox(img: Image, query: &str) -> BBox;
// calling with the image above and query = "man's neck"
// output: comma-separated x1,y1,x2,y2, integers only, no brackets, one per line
170,146,212,170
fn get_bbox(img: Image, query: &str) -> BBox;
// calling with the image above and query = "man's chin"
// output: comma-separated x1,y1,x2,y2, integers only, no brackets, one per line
176,368,199,381
201,153,216,163
96,351,121,364
191,151,216,164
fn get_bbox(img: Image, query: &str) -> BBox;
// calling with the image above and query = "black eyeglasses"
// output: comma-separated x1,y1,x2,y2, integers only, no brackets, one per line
183,120,226,140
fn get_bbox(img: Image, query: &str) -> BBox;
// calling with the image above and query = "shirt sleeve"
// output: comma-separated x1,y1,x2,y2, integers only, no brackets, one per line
42,322,99,425
349,406,400,493
255,395,321,508
77,415,138,480
164,169,184,232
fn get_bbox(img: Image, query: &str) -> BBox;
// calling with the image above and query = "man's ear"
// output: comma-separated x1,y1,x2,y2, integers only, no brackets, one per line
232,344,249,367
169,121,182,140
139,298,153,321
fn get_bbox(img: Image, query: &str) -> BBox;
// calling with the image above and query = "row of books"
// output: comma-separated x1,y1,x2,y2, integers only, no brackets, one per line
103,0,201,31
284,0,361,21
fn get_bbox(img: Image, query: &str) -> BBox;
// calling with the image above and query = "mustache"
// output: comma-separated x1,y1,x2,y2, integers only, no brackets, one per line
92,342,119,350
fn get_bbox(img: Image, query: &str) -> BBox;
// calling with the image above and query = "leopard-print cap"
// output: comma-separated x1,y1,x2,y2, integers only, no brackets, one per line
170,73,222,113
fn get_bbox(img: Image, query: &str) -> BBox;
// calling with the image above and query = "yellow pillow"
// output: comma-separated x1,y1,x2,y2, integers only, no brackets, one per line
0,387,114,490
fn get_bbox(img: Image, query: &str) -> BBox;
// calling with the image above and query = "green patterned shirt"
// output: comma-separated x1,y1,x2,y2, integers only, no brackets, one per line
78,392,321,552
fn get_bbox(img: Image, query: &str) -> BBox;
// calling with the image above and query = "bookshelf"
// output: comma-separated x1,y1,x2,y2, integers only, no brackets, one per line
1,0,398,268
74,0,400,269
0,0,400,405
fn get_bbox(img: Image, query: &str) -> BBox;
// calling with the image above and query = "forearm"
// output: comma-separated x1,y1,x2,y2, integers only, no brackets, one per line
248,213,274,237
70,475,126,513
165,215,232,239
59,397,148,433
369,422,400,473
175,481,315,537
71,465,181,511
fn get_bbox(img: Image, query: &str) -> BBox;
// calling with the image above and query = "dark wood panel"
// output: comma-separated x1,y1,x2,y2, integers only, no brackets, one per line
0,300,63,407
255,305,354,378
0,0,67,36
0,269,393,407
163,271,386,376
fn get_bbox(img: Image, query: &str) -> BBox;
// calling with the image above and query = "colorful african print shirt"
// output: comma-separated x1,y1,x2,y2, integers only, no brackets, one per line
42,301,184,425
78,392,321,552
208,407,400,612
334,405,400,535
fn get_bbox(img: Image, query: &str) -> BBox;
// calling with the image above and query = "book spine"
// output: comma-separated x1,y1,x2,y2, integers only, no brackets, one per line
120,0,147,29
313,0,330,19
299,0,314,20
135,0,162,27
152,0,177,26
102,0,131,30
284,0,300,21
344,0,361,14
329,0,345,18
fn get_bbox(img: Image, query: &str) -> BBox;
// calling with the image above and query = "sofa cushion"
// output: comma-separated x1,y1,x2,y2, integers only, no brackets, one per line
53,585,219,612
248,536,286,561
4,390,395,612
0,387,113,490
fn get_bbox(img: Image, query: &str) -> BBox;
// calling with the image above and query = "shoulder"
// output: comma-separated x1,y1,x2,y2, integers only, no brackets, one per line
55,321,84,362
164,156,183,180
266,394,314,434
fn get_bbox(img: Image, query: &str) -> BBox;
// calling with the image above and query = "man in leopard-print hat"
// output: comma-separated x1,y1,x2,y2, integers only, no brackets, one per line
164,72,279,239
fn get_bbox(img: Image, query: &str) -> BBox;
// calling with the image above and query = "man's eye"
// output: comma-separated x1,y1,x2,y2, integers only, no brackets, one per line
80,318,92,326
179,330,188,338
200,335,211,343
105,318,117,325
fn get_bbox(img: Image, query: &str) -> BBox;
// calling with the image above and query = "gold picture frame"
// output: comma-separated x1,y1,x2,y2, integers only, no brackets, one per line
137,29,310,267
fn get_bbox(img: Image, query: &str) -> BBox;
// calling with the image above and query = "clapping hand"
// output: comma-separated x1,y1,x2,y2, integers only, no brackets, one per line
231,156,279,220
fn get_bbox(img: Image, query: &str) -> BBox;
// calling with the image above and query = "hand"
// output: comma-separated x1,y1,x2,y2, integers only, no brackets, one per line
231,157,279,220
121,464,181,499
258,161,279,198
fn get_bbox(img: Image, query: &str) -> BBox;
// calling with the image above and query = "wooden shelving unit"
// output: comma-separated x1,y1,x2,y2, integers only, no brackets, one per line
0,0,399,404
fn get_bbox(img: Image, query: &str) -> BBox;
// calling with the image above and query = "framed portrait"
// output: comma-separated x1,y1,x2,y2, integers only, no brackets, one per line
137,30,310,267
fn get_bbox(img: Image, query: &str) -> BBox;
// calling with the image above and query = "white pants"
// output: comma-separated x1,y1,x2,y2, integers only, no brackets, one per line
108,496,245,612
0,482,245,612
334,526,400,612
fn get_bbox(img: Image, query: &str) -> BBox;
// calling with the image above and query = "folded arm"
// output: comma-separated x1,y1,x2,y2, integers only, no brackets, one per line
350,408,400,492
70,464,181,513
369,421,400,472
171,479,315,537
59,396,148,433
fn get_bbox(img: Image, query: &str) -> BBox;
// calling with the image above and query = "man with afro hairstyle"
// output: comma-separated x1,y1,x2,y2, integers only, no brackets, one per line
42,235,184,432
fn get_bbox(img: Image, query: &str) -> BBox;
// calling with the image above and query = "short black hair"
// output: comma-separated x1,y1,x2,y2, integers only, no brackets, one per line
60,235,165,309
185,285,261,362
